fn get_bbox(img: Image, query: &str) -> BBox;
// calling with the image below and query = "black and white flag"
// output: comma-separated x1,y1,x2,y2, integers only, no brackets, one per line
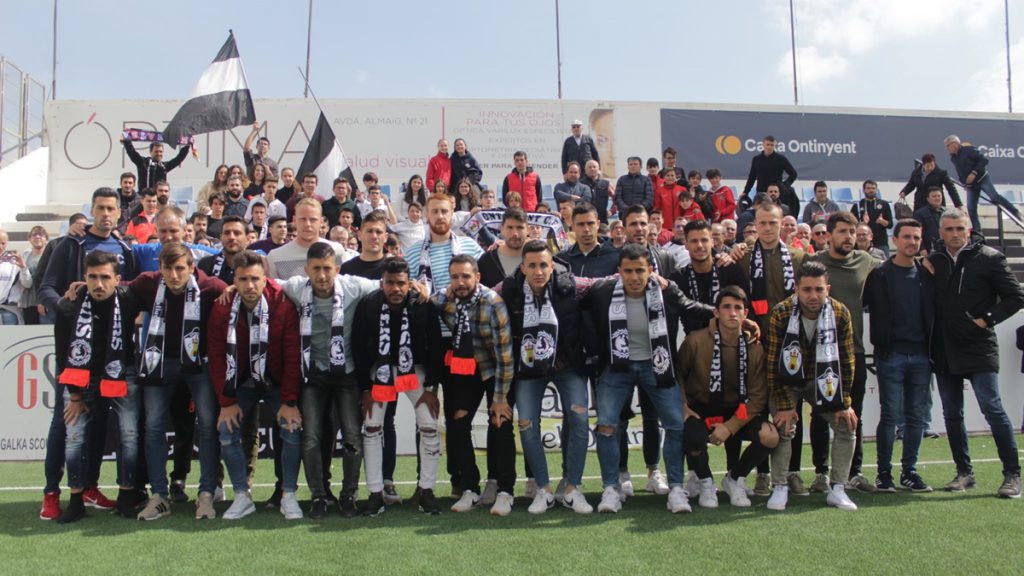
297,112,357,191
163,31,256,145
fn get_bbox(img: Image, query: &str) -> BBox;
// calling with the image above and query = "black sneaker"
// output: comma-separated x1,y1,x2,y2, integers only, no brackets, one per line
264,487,283,509
997,474,1021,499
418,489,440,515
169,480,189,504
309,497,328,520
116,489,139,518
323,486,338,506
899,471,933,493
924,430,941,439
338,494,359,518
874,473,897,493
362,492,386,517
57,496,87,524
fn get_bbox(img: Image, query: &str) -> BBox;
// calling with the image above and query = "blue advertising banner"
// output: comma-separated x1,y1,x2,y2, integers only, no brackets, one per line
660,109,1024,186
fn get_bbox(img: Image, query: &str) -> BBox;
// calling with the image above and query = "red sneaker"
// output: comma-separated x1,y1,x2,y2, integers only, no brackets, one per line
82,486,116,510
40,492,62,520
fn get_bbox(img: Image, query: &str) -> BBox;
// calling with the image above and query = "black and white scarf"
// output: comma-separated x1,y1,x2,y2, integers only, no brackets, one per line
777,295,844,410
140,274,202,382
299,278,346,382
224,292,269,397
417,232,462,296
683,264,720,305
518,280,559,379
647,246,661,275
59,292,128,398
371,301,419,402
210,253,227,280
709,324,748,421
608,277,674,386
750,240,794,317
445,286,482,378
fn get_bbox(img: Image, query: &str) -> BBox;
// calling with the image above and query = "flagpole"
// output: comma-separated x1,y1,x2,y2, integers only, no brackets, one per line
297,66,348,164
789,0,798,106
1005,0,1013,113
304,0,313,98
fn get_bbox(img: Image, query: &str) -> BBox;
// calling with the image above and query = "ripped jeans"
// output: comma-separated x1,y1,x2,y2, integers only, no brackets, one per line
363,367,440,493
516,367,590,489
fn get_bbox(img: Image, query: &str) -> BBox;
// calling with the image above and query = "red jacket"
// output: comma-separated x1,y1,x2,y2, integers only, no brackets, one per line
126,213,157,244
681,202,705,223
426,152,451,192
654,182,688,230
207,278,301,407
128,269,226,361
502,168,541,212
711,185,737,222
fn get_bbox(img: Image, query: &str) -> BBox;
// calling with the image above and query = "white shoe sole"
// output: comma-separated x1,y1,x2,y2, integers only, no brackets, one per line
223,503,256,520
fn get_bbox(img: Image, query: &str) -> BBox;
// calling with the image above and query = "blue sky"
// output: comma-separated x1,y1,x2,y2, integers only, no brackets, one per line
1,0,1022,112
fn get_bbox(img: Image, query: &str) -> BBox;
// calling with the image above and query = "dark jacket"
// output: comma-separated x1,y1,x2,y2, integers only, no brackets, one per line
580,175,612,223
614,172,654,213
39,227,137,311
478,250,516,289
863,259,935,359
561,134,600,175
127,270,226,362
117,190,140,232
450,151,483,187
553,181,593,204
851,197,894,249
913,205,943,254
54,285,140,375
351,289,443,392
669,263,750,333
900,165,962,211
122,140,189,189
580,277,713,381
928,237,1024,374
502,268,584,375
207,279,301,406
742,152,797,200
949,144,989,186
558,241,619,279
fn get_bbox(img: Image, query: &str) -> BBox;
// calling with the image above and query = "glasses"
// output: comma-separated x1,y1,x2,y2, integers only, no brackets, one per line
814,231,829,236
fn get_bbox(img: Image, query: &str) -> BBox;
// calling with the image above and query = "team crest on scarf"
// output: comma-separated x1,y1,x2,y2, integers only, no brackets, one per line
330,335,345,364
399,348,414,373
69,340,91,366
183,328,200,362
375,364,392,384
105,360,123,379
652,345,672,376
817,367,839,402
252,353,266,378
225,354,237,382
144,346,162,373
611,328,630,360
783,343,802,375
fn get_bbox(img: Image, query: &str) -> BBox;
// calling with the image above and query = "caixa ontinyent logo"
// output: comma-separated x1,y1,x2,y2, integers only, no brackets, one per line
3,335,58,411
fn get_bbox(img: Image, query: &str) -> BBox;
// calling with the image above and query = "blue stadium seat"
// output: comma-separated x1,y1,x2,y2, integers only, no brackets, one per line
802,187,815,201
833,187,855,203
171,186,194,202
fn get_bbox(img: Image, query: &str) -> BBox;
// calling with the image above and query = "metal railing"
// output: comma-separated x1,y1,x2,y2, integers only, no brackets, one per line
0,57,48,169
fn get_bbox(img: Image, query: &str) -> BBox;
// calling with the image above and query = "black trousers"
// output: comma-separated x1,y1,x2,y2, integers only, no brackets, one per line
443,377,516,495
685,414,770,480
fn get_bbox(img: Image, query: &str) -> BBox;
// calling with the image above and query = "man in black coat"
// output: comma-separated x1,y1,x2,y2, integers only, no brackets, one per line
926,208,1024,498
561,119,600,175
899,153,963,212
741,135,797,208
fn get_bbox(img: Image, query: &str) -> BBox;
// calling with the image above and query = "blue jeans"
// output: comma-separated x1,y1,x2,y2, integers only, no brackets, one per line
144,360,219,496
516,367,590,488
219,385,301,493
0,308,19,324
45,381,107,493
875,352,932,475
936,372,1020,477
65,380,140,489
595,361,684,488
967,174,1020,232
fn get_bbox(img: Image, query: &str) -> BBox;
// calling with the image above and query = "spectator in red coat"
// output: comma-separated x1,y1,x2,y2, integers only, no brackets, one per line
678,190,705,224
707,168,737,222
653,169,688,231
426,139,451,192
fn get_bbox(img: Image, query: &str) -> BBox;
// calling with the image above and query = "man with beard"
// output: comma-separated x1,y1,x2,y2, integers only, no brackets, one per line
122,137,189,190
807,212,882,494
478,208,529,289
353,258,444,515
198,217,250,285
222,176,248,219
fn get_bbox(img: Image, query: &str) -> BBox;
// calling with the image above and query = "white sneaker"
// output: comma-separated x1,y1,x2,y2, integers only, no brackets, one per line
826,484,858,511
280,491,303,520
767,485,789,511
527,488,554,514
479,479,498,506
450,490,480,513
646,469,670,495
490,491,514,516
524,478,538,499
561,489,593,514
618,471,634,498
213,486,225,503
223,491,256,520
684,471,701,500
598,486,622,513
723,475,751,508
667,486,692,513
697,477,718,509
553,478,568,504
